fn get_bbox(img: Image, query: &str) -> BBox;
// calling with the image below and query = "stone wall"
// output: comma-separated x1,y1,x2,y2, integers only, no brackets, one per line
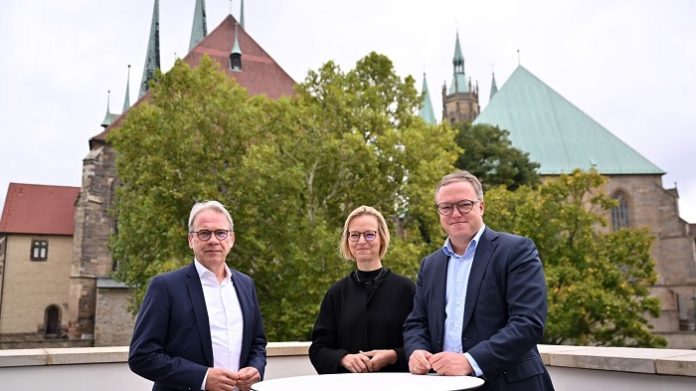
94,279,135,347
69,144,119,341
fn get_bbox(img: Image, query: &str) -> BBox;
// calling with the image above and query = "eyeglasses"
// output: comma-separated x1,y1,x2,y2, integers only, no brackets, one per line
190,229,231,241
436,199,481,216
348,231,378,242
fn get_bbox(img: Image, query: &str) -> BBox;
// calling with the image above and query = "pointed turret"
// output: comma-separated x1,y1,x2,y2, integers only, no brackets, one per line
229,23,242,71
490,72,498,101
449,32,468,94
240,0,245,29
189,0,207,51
122,65,131,113
441,32,480,125
419,73,436,125
101,90,119,128
139,0,161,98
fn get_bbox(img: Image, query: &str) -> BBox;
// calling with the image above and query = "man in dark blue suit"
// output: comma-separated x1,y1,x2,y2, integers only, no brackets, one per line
404,171,554,391
129,201,266,391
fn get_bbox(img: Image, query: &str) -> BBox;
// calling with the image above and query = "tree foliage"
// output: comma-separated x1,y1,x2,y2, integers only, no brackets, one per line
454,122,540,190
110,54,458,341
484,170,665,347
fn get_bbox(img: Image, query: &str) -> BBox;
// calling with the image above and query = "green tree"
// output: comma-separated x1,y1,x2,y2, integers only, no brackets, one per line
110,54,459,341
454,123,540,190
484,169,665,347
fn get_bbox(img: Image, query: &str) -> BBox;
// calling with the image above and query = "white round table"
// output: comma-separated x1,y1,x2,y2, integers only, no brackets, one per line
252,372,485,391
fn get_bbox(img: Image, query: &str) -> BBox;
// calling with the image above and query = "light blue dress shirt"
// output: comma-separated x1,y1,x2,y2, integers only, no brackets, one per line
442,224,486,377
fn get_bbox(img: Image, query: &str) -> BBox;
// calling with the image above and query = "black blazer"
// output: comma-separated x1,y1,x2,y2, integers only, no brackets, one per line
403,227,554,391
129,262,267,391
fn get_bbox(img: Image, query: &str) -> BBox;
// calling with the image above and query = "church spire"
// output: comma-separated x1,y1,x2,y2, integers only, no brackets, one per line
139,0,161,98
240,0,245,29
229,22,242,71
101,90,117,128
122,65,131,113
490,72,498,101
449,32,468,94
419,73,436,125
189,0,207,51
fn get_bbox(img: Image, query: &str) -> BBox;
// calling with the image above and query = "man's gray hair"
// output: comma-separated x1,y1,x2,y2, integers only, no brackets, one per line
188,200,234,232
434,170,484,202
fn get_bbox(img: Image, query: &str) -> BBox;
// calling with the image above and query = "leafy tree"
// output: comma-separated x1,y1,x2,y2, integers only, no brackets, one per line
484,169,665,347
454,123,540,190
110,54,459,341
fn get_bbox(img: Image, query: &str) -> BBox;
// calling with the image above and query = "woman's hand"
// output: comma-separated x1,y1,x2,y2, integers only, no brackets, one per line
340,352,373,373
362,349,397,372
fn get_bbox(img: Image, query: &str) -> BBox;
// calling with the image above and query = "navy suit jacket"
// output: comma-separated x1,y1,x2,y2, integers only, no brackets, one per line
403,227,554,391
129,262,267,391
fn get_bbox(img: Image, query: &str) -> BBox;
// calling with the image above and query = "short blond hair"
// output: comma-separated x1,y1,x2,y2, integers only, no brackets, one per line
339,205,390,260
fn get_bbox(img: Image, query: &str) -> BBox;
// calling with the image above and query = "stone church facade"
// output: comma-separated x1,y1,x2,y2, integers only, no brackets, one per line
425,36,696,347
67,1,295,346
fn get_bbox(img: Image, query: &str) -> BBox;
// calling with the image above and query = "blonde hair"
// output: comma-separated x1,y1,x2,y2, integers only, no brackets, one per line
339,205,390,260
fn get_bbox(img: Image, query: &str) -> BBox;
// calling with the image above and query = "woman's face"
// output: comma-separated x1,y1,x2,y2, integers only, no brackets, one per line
347,214,382,266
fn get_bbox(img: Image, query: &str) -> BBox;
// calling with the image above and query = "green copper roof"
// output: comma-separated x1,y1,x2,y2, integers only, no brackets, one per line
448,33,469,94
101,90,119,128
474,66,663,175
419,73,436,125
189,0,208,51
122,65,131,113
139,0,161,98
489,72,498,101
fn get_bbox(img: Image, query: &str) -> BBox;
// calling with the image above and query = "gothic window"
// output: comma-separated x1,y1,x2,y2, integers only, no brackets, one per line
44,305,61,337
30,240,48,261
611,191,630,230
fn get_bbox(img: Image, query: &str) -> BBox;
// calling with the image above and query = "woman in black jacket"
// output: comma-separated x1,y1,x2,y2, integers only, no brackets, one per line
309,205,415,374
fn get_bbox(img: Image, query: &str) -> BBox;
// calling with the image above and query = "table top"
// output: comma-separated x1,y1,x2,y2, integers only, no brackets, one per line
252,372,485,391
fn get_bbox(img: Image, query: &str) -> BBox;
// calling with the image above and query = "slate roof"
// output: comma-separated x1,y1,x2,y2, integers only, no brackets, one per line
474,66,664,175
0,183,80,236
91,15,295,146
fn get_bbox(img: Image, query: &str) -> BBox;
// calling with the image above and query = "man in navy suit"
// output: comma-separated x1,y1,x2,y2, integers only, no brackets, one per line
129,201,266,391
404,171,554,391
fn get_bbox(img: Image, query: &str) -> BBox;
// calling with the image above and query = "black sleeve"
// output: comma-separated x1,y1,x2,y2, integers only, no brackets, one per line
308,288,349,374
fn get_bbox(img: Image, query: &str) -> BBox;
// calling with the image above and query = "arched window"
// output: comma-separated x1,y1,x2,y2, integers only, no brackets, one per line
44,305,61,337
611,191,630,230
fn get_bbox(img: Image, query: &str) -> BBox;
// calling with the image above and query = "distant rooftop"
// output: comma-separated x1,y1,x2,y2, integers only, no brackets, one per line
0,183,80,235
474,66,664,175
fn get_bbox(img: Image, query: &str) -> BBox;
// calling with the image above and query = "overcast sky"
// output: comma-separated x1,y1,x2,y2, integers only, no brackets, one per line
1,0,694,222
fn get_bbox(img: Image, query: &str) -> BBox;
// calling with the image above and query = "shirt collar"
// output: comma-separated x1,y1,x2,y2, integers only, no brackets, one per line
194,258,232,285
442,224,486,258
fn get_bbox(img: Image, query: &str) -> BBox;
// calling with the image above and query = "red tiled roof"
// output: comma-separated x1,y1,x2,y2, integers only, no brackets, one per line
91,15,295,145
0,183,80,236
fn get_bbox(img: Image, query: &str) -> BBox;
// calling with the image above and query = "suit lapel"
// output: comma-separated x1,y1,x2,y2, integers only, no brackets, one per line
230,270,250,367
462,228,497,331
186,263,214,365
431,250,449,351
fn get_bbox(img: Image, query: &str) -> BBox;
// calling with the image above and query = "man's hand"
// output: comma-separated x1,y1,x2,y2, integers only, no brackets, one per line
205,367,238,391
429,351,473,376
235,366,261,391
340,352,373,373
362,349,397,372
408,349,433,375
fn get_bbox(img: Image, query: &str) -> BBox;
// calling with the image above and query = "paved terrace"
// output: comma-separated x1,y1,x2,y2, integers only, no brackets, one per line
0,343,694,390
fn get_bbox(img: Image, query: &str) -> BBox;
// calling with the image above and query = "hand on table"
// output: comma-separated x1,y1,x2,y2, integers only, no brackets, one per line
340,352,373,373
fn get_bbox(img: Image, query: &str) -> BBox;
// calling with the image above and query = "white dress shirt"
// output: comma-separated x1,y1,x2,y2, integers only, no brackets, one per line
195,259,244,389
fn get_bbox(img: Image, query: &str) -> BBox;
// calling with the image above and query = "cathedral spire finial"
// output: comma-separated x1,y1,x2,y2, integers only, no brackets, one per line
419,73,436,125
122,65,131,113
101,90,117,128
229,22,243,71
490,71,498,101
189,0,208,51
240,0,245,29
139,0,161,98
